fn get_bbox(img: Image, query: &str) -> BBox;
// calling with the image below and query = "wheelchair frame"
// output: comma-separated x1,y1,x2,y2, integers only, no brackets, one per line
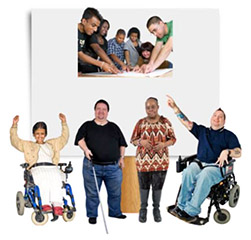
16,162,76,225
167,155,240,225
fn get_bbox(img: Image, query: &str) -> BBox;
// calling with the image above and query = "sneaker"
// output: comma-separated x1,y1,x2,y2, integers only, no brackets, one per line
89,217,97,224
170,206,182,217
139,209,147,223
177,210,197,223
153,208,162,222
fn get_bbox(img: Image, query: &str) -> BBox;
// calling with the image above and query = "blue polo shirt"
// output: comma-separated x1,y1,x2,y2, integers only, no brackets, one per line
190,122,241,164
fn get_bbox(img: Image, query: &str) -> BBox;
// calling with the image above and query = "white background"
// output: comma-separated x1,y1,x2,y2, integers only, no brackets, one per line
1,0,250,240
32,8,219,156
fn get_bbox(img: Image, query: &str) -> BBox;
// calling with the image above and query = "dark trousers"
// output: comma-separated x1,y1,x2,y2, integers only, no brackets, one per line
138,171,167,210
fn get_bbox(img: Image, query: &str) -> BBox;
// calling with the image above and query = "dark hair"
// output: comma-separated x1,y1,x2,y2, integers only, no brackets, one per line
116,29,126,36
146,97,159,105
216,108,226,120
140,42,154,58
97,19,110,37
146,16,163,28
127,27,141,39
82,7,103,22
32,122,47,136
94,99,110,111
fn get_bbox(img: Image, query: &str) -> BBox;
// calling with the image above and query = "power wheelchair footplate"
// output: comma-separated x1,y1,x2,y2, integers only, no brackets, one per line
167,205,209,225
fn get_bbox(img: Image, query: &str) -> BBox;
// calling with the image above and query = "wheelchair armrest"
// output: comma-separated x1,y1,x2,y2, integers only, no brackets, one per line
58,163,67,167
221,159,236,177
20,163,29,169
176,154,197,173
176,154,205,173
183,154,197,163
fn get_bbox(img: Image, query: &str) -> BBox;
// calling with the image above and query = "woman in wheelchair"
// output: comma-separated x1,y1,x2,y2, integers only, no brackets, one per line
10,113,69,222
166,95,241,224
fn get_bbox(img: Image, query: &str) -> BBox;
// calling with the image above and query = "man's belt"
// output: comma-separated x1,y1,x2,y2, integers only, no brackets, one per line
91,160,118,166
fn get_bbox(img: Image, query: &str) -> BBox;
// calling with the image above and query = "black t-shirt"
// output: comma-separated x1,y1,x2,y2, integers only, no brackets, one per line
74,120,128,163
84,34,108,60
78,29,88,65
78,29,88,52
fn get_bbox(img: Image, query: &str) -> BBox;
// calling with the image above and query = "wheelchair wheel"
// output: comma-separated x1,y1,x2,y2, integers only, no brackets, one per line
16,191,25,216
213,209,230,224
62,207,76,222
229,184,240,208
31,211,48,226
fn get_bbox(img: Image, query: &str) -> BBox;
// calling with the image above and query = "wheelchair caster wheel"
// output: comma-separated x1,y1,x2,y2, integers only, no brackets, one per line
62,207,76,222
229,184,240,208
16,191,25,216
31,211,49,226
213,209,230,224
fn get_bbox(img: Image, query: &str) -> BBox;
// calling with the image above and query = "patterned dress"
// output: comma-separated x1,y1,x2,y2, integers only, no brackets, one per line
131,116,176,172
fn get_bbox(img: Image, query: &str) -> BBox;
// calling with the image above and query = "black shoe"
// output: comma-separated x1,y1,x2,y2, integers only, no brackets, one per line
170,206,182,217
177,210,197,223
89,217,97,224
153,208,162,222
110,214,127,219
139,209,147,223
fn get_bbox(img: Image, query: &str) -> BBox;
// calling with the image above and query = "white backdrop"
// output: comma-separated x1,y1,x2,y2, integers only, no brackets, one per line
1,1,250,240
32,9,219,156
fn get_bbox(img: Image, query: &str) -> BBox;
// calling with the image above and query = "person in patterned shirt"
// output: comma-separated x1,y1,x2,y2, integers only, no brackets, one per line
131,97,176,223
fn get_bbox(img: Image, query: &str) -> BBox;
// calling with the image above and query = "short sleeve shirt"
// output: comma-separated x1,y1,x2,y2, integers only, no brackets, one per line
84,34,108,59
78,29,88,52
156,21,173,44
190,122,241,164
107,38,125,70
74,120,127,163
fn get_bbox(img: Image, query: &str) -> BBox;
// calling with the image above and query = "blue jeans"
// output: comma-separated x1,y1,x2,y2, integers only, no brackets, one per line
82,157,123,218
177,161,224,217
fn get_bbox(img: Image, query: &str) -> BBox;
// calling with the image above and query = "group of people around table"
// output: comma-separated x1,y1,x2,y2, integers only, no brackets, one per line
10,94,241,225
78,7,173,75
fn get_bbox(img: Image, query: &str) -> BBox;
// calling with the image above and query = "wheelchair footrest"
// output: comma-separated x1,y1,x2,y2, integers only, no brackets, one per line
167,204,209,225
190,217,209,225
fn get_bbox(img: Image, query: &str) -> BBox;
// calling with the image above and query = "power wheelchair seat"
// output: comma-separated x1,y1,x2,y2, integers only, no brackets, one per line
167,155,240,225
16,162,76,225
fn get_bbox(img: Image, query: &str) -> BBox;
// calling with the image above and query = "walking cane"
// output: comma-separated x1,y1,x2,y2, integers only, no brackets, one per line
91,159,109,234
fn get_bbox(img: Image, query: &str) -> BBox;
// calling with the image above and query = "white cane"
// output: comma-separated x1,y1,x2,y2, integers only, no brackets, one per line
91,163,109,234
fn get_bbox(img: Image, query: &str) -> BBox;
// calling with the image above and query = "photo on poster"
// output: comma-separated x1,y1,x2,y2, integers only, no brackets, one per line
77,8,173,78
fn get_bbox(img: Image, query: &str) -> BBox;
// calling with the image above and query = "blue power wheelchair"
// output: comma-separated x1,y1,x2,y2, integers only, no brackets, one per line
167,155,240,225
16,162,76,225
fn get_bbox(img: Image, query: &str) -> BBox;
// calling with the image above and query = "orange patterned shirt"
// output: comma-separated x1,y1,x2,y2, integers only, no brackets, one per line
131,116,176,172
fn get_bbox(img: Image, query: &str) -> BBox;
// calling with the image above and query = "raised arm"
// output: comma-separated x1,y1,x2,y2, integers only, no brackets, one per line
10,115,25,152
166,95,193,131
47,113,69,150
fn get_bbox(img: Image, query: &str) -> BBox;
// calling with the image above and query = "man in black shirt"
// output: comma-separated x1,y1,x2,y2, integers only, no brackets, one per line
75,99,127,224
78,8,119,75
